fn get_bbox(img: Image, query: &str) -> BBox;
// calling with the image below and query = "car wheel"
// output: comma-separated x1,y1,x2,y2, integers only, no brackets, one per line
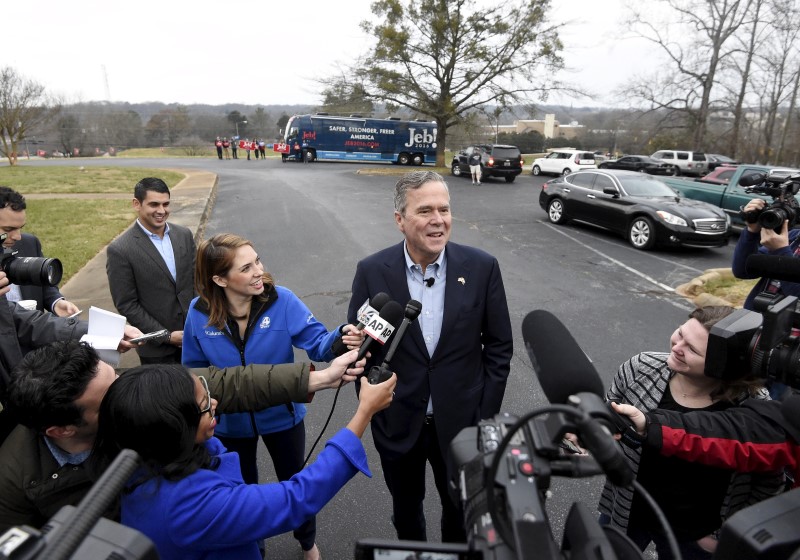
398,152,411,165
562,168,572,176
547,198,568,225
598,163,607,169
628,216,656,250
505,175,516,183
673,165,681,176
532,165,541,176
638,167,647,173
451,163,463,177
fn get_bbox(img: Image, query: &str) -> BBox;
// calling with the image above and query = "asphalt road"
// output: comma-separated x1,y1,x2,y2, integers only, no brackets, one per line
19,157,742,558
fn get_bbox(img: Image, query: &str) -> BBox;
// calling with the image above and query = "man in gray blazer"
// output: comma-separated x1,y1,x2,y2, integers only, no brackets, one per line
106,178,196,364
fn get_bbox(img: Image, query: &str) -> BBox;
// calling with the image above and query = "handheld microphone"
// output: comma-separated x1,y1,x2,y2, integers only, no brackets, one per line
355,300,403,363
746,254,800,284
332,292,390,356
522,309,635,486
368,299,423,384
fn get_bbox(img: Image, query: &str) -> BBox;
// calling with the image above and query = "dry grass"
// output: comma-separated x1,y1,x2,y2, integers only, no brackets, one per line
0,166,186,284
0,166,184,194
700,275,759,308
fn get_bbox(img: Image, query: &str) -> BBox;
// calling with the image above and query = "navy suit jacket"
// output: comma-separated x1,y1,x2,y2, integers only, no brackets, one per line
106,222,195,360
12,233,65,313
348,241,513,460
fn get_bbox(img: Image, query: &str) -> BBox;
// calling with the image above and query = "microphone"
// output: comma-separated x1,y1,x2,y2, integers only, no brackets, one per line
425,277,435,287
746,254,800,284
355,300,403,363
331,292,391,356
739,172,766,187
522,309,635,486
381,299,422,367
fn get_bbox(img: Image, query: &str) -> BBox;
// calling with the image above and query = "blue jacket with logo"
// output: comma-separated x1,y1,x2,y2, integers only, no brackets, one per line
182,286,339,437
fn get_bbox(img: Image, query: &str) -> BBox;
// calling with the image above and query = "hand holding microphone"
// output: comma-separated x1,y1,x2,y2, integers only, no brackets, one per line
332,292,391,356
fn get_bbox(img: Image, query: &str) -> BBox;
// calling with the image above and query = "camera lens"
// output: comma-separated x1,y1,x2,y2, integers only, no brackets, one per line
3,256,63,287
759,207,788,231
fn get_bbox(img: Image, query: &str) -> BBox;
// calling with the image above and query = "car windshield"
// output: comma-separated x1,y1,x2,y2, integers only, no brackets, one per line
619,176,677,197
493,147,520,158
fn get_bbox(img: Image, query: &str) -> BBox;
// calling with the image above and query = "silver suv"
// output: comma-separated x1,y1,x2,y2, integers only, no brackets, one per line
650,150,709,176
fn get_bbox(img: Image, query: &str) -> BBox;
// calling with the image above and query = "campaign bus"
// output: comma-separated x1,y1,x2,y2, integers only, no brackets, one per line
273,113,437,165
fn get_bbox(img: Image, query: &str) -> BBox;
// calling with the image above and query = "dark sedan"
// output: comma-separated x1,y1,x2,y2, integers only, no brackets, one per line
538,170,731,250
598,155,675,175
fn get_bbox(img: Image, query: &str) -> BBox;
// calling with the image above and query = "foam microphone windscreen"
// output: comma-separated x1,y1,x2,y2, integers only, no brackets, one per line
746,254,800,284
781,393,800,433
522,310,605,404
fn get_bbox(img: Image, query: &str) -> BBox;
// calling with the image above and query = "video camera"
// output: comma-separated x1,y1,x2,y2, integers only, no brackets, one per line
739,169,800,233
0,234,62,287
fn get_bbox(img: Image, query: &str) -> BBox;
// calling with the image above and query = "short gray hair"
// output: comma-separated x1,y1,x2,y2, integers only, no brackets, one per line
394,171,449,215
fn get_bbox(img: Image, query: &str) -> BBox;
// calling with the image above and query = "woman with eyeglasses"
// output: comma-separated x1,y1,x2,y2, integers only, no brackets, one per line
181,233,362,560
92,363,395,560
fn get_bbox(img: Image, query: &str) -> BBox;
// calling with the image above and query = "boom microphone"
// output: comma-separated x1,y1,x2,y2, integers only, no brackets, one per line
746,254,800,284
738,172,766,187
332,292,391,356
367,299,422,384
522,310,604,403
355,300,403,362
522,309,634,486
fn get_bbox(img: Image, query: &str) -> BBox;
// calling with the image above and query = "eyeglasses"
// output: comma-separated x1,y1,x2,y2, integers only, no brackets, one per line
197,375,213,417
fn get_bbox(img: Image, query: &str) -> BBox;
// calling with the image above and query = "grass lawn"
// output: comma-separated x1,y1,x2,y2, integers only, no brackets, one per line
0,166,185,284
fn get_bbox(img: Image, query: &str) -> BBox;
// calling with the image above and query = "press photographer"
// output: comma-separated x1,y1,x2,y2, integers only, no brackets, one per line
732,170,800,314
0,186,79,317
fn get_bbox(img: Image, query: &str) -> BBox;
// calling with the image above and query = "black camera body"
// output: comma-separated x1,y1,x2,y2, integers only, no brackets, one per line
739,170,800,233
704,294,800,388
0,234,62,287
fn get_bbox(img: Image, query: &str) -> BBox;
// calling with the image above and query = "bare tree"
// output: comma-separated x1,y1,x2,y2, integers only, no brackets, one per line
624,0,753,149
332,0,564,166
0,67,60,165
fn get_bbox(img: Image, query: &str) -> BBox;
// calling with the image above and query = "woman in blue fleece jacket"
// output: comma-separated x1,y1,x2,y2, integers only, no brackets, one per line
93,364,395,560
182,233,359,559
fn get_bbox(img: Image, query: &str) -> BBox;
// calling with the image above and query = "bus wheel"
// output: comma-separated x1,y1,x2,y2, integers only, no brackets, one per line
412,154,423,166
304,150,316,163
398,153,410,165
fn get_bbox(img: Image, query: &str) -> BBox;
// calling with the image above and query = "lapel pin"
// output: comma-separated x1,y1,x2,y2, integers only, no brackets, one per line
458,277,466,285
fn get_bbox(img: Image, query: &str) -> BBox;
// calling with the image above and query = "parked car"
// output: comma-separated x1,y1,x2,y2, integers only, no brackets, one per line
451,144,523,183
530,149,596,176
694,165,739,186
650,150,709,176
597,155,675,175
538,169,731,250
706,154,738,171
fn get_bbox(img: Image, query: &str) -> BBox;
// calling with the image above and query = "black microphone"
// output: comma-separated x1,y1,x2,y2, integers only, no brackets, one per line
368,299,423,385
425,277,435,287
746,254,800,284
332,292,391,356
739,172,766,187
355,300,403,363
522,309,635,486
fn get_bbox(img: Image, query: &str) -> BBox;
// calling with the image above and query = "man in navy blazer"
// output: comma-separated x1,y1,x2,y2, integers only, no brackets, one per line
0,187,79,316
106,178,195,364
347,171,513,543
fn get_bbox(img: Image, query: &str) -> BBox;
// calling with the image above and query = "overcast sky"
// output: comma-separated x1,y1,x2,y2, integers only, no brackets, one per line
5,0,659,108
